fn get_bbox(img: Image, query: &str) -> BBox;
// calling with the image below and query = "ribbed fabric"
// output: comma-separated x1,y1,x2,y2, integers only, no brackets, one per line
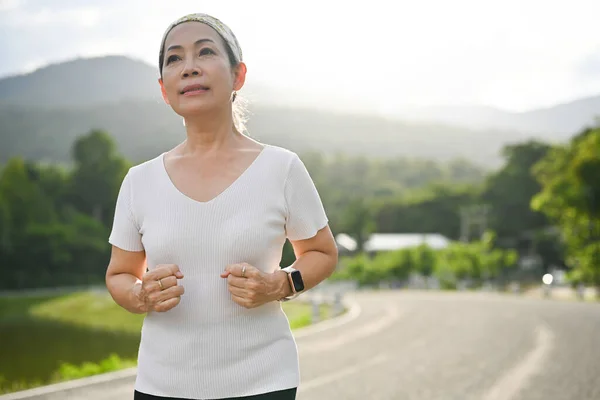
108,144,328,399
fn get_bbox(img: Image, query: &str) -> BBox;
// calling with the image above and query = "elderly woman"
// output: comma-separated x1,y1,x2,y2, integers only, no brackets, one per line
105,13,338,400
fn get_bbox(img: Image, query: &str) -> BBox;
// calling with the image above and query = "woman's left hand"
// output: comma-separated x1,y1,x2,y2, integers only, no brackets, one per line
220,263,288,308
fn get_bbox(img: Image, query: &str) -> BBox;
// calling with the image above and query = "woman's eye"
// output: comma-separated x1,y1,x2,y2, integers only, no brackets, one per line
199,48,215,56
166,55,180,64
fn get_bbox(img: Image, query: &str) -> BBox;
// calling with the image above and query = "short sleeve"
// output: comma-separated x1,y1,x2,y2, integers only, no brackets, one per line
284,154,329,241
108,172,144,252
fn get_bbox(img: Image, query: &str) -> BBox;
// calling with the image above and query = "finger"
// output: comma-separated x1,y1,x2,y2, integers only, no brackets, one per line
158,285,185,302
224,263,243,277
227,284,248,298
159,275,178,290
165,264,184,278
152,285,184,304
148,264,183,280
242,263,260,279
225,263,257,278
226,275,247,289
149,285,184,304
153,296,181,312
228,276,261,295
145,276,171,293
230,293,252,309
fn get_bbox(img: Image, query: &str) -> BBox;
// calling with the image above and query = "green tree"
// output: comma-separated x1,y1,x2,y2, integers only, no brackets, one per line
0,131,130,290
371,249,414,283
337,198,376,251
532,229,566,272
0,192,10,258
478,231,518,281
388,249,414,282
0,158,64,288
0,158,57,247
413,244,437,278
31,163,70,215
482,140,551,243
8,214,108,290
333,253,374,285
532,127,600,289
374,183,479,239
68,130,130,226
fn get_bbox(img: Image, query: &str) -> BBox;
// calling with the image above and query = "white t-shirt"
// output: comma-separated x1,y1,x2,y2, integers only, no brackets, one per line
108,144,328,399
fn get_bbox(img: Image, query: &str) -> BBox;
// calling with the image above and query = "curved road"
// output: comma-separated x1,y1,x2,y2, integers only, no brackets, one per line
8,290,600,400
296,290,600,400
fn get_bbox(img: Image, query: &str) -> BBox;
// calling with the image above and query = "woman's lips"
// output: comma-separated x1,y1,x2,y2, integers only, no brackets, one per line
180,84,210,96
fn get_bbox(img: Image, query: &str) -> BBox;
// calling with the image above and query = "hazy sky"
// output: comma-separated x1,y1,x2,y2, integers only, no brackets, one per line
1,0,600,112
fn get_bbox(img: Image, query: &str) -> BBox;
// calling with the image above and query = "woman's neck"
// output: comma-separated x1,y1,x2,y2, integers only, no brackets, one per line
181,112,240,156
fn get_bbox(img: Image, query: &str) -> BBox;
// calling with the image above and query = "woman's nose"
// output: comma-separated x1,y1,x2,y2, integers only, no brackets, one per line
181,58,201,78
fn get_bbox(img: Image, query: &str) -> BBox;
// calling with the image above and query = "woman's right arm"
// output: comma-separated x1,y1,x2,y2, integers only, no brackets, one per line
106,246,185,314
107,171,184,314
105,246,148,314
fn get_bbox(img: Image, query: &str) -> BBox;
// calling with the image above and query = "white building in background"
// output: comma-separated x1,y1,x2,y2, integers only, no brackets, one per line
365,233,450,253
335,232,451,255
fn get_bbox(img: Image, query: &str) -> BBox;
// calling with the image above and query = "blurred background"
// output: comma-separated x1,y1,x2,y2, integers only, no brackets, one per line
1,0,599,398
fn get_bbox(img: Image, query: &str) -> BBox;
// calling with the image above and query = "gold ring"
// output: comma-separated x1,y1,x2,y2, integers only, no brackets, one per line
241,265,246,278
158,279,164,290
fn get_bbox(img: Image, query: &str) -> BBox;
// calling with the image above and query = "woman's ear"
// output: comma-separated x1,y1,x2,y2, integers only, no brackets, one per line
158,78,170,105
233,62,247,91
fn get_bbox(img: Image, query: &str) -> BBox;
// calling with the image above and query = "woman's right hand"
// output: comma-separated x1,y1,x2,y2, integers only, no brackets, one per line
135,264,184,312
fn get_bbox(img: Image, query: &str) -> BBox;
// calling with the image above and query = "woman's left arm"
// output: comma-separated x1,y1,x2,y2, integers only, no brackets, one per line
222,152,338,308
221,225,338,308
283,224,338,293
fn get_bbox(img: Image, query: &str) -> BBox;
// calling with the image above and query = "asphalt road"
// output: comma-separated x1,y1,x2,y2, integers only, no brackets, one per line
295,291,600,400
9,290,600,400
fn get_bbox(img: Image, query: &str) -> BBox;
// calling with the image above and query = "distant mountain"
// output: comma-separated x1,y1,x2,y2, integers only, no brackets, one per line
0,55,293,109
0,56,162,107
0,100,525,167
0,55,597,167
521,95,600,135
4,55,598,139
394,97,600,139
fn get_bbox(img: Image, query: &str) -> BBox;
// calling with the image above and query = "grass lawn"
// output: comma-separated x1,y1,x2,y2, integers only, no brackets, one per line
0,291,333,394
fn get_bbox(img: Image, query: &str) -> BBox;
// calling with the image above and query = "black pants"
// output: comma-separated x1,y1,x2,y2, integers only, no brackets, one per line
134,388,297,400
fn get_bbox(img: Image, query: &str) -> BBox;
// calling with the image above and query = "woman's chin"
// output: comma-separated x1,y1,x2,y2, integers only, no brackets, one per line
172,102,214,118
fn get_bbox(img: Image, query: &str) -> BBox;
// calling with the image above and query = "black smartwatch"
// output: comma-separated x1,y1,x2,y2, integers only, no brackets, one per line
280,266,304,301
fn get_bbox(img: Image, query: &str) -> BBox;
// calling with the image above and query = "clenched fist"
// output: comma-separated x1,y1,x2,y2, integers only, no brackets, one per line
135,264,185,313
220,263,290,308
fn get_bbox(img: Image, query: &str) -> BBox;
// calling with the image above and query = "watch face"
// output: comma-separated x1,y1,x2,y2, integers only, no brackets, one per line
290,270,304,292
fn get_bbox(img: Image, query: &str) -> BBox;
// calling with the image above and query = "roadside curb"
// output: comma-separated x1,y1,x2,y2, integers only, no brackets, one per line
0,293,361,399
293,296,361,339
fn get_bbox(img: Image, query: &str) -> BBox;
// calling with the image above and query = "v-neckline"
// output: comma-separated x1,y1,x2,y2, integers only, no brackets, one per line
159,144,270,206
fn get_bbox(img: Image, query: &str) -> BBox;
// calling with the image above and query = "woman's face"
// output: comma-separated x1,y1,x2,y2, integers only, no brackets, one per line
159,22,245,117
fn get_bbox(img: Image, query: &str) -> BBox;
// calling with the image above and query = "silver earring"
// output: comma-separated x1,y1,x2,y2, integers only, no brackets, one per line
232,91,237,102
